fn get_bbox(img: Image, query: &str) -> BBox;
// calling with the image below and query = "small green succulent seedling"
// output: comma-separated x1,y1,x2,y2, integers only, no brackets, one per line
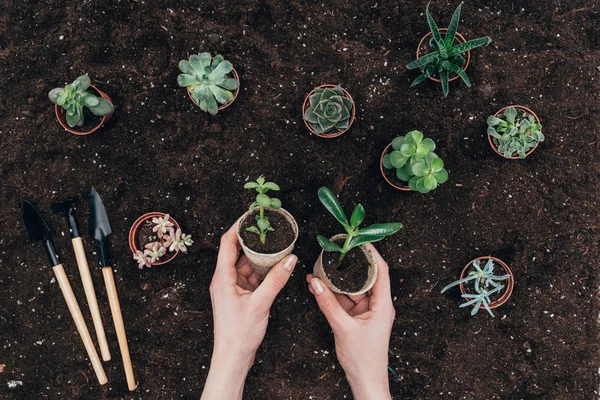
406,2,492,97
48,75,115,128
382,130,448,194
244,177,282,244
487,107,544,159
441,258,510,317
303,86,354,134
177,53,240,115
317,187,402,266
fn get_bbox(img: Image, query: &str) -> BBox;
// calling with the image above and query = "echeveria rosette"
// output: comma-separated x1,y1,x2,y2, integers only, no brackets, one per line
177,53,240,115
303,86,353,135
408,156,448,193
487,107,544,159
48,75,115,128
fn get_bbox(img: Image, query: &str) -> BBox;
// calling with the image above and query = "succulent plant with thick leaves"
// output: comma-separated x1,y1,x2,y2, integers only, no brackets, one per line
177,53,240,115
382,130,448,193
244,177,282,244
487,107,544,159
303,86,353,134
406,2,492,97
48,75,115,128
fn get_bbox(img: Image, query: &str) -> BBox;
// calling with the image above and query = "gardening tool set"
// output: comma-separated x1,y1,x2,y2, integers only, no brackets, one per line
23,189,136,390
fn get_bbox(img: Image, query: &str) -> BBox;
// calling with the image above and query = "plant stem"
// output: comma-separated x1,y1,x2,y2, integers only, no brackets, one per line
259,232,266,244
259,206,264,220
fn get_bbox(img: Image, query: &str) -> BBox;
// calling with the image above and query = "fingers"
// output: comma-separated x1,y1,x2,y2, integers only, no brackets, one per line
308,277,352,330
252,254,297,306
366,244,394,312
213,223,242,285
306,274,356,313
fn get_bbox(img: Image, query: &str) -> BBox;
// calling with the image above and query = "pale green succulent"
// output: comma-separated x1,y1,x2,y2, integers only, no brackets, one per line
487,107,544,158
177,53,240,115
303,86,353,134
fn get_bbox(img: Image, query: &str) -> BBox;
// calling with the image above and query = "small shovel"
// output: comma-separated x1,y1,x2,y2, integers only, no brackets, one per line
52,197,111,362
23,200,107,385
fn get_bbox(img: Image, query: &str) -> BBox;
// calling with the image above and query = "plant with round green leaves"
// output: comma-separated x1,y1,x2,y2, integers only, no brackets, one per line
177,53,240,115
487,107,544,159
303,86,353,134
317,187,402,265
243,177,282,244
382,130,448,194
406,2,492,97
48,75,115,128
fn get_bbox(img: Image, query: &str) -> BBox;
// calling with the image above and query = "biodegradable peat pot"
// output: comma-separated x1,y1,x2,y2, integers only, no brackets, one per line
186,67,240,112
416,28,471,83
237,207,299,276
313,234,378,296
488,105,542,159
459,256,515,310
55,84,113,135
128,212,181,266
380,143,411,191
302,84,356,139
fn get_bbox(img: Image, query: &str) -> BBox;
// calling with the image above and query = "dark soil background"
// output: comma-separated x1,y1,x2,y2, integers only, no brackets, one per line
1,0,599,399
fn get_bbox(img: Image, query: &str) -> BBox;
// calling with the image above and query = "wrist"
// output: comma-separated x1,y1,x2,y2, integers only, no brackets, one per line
201,349,253,400
347,373,391,400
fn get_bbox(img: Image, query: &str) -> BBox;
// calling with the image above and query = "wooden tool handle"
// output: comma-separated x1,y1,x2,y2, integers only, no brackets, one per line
53,264,108,385
72,237,111,362
103,267,137,391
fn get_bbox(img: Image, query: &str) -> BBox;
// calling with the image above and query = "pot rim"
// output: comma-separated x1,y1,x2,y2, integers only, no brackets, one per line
380,142,412,191
488,105,542,159
236,207,299,256
128,212,181,266
302,84,356,139
55,84,113,136
415,28,471,83
186,66,240,111
459,256,514,309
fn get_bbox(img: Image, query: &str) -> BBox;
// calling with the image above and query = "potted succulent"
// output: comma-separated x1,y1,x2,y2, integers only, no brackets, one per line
177,52,240,115
441,256,514,317
406,2,492,97
380,130,448,193
48,75,115,135
128,213,193,268
237,177,299,276
487,106,544,159
302,85,355,138
314,187,402,295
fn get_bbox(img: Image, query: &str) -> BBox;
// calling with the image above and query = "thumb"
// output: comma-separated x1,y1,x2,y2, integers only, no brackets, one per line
309,278,351,331
253,254,297,306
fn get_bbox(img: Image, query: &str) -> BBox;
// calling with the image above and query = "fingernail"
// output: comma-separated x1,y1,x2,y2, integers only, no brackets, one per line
311,278,324,295
283,255,297,271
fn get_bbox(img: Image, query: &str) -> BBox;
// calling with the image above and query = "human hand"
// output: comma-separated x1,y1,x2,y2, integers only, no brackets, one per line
201,223,298,400
307,244,395,400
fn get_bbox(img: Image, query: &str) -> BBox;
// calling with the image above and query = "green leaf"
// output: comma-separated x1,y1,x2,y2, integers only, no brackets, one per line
420,138,436,154
396,163,414,182
263,182,280,191
317,235,343,252
400,143,416,157
83,95,99,107
209,85,233,105
48,88,63,103
178,59,195,74
256,193,271,207
209,60,233,80
410,73,428,87
406,130,423,145
425,2,442,42
220,78,239,91
411,161,428,177
445,2,463,48
382,153,393,169
391,136,405,150
358,223,403,237
406,52,439,69
390,151,408,169
205,95,218,115
430,157,444,172
434,169,449,184
73,75,90,91
440,68,449,97
245,226,261,235
424,175,438,190
269,198,281,209
448,36,492,57
199,53,212,69
487,115,504,126
318,187,350,229
504,107,517,124
177,73,197,87
257,177,265,185
257,218,270,232
88,97,114,116
408,176,420,191
350,204,365,228
244,182,259,189
442,61,471,86
212,54,224,67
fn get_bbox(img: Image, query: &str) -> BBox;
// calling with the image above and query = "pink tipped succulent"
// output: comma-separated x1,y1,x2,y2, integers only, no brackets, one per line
144,241,166,263
152,213,174,238
167,228,194,253
133,250,152,269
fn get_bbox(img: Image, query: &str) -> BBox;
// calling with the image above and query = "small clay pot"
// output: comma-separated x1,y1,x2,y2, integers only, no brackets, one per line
237,207,299,276
55,84,113,135
488,105,542,159
302,84,356,138
416,28,471,83
459,256,514,310
129,212,181,266
313,234,378,296
380,143,411,191
186,67,240,112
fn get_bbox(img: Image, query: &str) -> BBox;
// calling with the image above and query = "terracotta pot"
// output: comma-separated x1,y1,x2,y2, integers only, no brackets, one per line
55,84,113,135
302,84,356,138
128,212,181,266
488,105,541,159
459,256,514,310
380,143,411,191
313,234,378,296
237,207,299,276
186,67,240,112
416,28,471,83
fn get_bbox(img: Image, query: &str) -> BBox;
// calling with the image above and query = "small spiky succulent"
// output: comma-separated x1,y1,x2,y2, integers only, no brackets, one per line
382,130,448,193
177,53,240,115
133,214,192,269
48,75,114,128
303,86,354,135
244,177,282,244
487,107,544,159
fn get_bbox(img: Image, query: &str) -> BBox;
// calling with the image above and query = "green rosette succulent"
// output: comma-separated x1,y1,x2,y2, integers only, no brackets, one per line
177,53,240,115
382,130,448,194
48,75,114,128
303,86,353,135
487,107,544,159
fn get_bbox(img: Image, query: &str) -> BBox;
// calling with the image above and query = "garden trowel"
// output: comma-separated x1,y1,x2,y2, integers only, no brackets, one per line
89,187,137,391
23,200,107,385
52,196,111,362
